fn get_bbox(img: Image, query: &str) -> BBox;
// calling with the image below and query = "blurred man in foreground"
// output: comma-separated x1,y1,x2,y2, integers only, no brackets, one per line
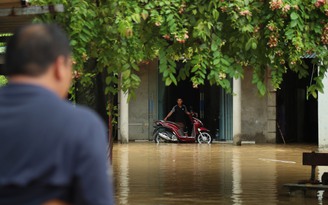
0,24,114,205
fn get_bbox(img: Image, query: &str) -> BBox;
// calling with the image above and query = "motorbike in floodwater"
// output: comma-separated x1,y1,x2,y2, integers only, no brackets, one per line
152,114,212,144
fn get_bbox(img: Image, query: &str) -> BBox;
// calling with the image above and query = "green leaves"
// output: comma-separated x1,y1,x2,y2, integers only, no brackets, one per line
0,76,7,87
252,66,267,96
32,0,328,99
245,38,258,51
290,12,299,20
118,20,133,37
159,48,177,86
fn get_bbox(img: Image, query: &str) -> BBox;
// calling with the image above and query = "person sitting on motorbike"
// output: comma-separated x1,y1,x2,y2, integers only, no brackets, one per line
164,98,190,131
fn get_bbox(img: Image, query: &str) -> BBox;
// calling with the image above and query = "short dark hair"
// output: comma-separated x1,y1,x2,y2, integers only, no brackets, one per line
4,24,71,76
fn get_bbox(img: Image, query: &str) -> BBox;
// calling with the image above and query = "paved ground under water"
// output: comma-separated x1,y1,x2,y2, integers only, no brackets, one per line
112,143,328,205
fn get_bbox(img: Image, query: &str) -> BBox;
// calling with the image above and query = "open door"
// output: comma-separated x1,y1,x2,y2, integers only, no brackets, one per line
158,77,233,141
276,59,318,144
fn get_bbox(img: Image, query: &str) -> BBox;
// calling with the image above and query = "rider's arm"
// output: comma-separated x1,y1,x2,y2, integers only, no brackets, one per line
184,105,191,115
164,106,175,121
164,111,173,121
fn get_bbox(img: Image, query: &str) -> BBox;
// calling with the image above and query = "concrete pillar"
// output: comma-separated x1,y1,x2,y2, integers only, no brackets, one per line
233,78,242,137
267,70,277,143
319,71,328,148
119,80,129,143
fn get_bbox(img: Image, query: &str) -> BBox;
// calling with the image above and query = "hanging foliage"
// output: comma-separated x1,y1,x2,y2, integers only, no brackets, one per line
30,0,328,97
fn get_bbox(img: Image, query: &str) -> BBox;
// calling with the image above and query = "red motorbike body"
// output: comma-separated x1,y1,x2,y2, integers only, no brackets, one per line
153,114,211,143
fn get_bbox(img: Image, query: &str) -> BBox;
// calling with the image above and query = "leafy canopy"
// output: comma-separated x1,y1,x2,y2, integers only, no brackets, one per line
31,0,328,97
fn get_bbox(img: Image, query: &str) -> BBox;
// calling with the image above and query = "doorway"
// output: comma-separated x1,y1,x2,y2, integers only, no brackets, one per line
276,59,318,144
158,76,233,141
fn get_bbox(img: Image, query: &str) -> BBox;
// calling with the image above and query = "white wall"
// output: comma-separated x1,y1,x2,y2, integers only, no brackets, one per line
119,78,129,143
319,72,328,148
233,78,241,137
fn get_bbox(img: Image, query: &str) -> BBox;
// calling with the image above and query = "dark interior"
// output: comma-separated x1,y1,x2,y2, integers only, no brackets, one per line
276,59,318,144
163,79,221,139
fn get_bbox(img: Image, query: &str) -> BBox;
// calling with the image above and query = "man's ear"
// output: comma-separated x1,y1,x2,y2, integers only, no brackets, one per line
53,56,66,81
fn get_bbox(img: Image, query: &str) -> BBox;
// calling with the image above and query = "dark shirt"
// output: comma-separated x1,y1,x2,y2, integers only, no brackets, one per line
170,105,188,123
0,83,114,205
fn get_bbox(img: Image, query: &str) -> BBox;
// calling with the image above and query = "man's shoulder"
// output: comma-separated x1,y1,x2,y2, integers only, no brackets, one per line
54,103,107,143
62,103,104,127
171,105,178,111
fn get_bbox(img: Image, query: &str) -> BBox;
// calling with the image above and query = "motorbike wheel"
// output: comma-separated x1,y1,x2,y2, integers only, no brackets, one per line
197,132,212,144
153,130,170,143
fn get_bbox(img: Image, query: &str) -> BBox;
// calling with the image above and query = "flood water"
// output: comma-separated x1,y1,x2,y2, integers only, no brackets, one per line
112,143,328,204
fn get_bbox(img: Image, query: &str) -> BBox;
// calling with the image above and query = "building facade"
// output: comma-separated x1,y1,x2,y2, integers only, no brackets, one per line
118,62,282,144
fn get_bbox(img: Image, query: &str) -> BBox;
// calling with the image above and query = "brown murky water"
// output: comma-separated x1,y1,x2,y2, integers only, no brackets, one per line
112,143,328,205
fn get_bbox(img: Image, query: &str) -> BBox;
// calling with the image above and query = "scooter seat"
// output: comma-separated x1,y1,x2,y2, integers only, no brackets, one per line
165,121,183,128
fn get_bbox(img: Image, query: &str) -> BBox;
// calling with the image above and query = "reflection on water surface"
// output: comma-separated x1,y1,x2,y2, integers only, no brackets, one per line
112,143,328,204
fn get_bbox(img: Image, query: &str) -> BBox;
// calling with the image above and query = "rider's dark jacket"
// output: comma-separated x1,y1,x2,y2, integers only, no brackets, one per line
170,105,188,124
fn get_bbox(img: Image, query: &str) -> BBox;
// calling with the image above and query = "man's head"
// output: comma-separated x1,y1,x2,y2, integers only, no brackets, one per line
177,98,183,106
5,24,72,98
